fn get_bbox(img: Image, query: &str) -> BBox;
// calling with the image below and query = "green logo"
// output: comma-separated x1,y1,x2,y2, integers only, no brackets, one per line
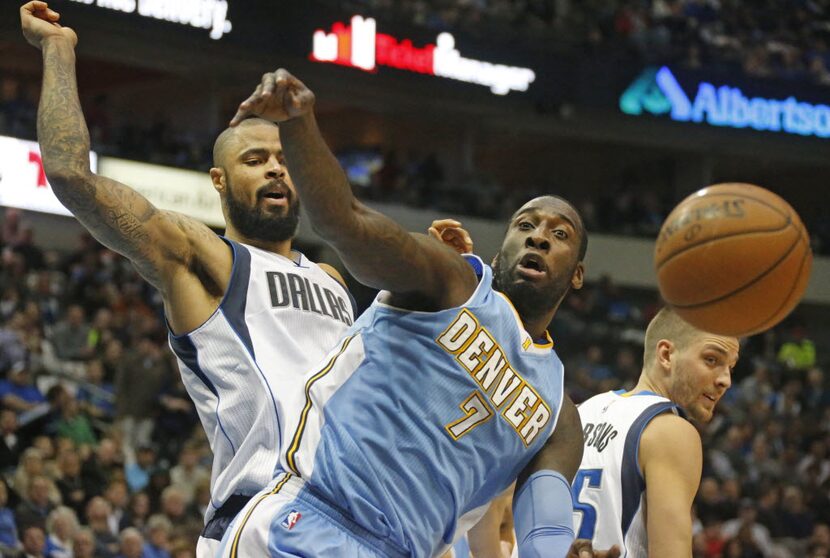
619,67,673,116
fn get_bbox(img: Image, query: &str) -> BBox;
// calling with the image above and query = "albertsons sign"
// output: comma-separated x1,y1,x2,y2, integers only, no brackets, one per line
620,66,830,139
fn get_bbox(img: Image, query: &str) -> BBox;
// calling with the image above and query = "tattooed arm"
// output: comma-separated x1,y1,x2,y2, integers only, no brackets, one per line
230,69,478,310
22,2,221,292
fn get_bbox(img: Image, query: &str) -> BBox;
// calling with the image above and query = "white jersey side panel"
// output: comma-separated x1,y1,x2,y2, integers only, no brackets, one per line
573,391,679,558
169,239,353,523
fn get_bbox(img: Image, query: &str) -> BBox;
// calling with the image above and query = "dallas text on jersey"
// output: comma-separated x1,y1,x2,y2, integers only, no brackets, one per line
266,271,352,325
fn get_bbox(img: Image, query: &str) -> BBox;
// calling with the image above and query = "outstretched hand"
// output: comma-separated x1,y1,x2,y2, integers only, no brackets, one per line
20,1,77,49
567,540,622,558
230,68,315,126
428,219,474,255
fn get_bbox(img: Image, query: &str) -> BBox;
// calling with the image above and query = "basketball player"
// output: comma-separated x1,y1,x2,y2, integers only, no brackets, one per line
20,4,469,556
571,308,738,557
217,68,588,557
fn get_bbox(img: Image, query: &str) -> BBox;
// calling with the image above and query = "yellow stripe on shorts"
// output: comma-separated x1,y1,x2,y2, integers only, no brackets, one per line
229,473,293,558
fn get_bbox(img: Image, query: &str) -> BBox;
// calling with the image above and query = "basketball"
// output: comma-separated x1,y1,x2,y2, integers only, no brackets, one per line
654,183,813,337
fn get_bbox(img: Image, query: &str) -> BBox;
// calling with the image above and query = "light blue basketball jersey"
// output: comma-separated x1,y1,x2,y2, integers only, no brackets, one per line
278,255,565,557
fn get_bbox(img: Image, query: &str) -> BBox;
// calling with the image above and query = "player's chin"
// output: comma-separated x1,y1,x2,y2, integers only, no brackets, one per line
689,405,714,424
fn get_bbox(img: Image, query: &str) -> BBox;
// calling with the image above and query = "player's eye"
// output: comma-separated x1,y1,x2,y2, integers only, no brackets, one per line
244,159,260,166
553,229,569,240
518,221,534,231
704,356,718,366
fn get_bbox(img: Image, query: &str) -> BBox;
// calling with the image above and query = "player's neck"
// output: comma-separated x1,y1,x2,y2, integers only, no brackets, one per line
225,228,293,258
631,374,669,399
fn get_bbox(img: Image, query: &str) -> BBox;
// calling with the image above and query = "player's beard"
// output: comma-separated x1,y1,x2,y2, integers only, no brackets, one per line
225,177,300,243
491,251,573,323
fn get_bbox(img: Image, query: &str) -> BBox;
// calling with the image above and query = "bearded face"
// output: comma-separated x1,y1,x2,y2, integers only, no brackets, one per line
491,248,577,323
224,175,300,243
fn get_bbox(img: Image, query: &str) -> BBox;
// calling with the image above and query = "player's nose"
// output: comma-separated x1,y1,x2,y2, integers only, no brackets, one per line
266,156,286,179
524,228,550,251
715,367,732,390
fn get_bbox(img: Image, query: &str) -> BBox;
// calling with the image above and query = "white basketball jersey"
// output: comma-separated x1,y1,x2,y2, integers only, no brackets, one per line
572,390,681,558
168,238,353,523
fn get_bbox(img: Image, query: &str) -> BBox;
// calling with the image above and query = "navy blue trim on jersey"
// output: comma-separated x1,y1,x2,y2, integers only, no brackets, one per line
345,288,358,318
219,239,283,469
220,239,256,359
294,252,310,269
169,335,218,397
620,401,678,537
613,390,659,397
169,334,237,461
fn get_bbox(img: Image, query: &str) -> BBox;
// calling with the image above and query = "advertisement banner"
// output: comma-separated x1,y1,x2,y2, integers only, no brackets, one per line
0,135,97,217
0,136,224,227
98,158,225,227
620,66,830,139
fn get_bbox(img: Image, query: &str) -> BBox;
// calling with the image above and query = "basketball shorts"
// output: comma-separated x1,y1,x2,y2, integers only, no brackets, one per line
217,472,410,558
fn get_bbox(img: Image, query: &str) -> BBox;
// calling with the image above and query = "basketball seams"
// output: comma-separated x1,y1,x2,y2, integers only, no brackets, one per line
675,189,791,221
655,220,792,269
655,192,792,269
656,183,811,337
742,225,812,335
665,221,803,309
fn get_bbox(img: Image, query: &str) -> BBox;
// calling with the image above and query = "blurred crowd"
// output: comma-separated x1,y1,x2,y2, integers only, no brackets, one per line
334,0,830,86
4,69,829,256
0,199,828,557
554,275,830,558
0,77,209,172
0,209,204,558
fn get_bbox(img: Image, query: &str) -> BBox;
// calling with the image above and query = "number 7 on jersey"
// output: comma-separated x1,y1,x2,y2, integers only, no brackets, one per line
445,391,494,440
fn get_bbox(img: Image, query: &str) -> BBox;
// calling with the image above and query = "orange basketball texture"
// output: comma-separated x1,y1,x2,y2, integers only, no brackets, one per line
654,183,812,337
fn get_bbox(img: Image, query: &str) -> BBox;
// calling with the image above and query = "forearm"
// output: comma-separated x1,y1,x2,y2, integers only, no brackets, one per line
279,113,447,293
34,39,194,284
37,37,93,200
279,113,360,239
648,516,692,558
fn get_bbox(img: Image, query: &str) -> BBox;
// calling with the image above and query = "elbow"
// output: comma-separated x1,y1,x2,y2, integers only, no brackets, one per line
42,163,92,191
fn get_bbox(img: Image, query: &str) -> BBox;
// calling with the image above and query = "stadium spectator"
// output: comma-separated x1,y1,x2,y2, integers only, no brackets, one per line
115,337,168,460
18,524,46,558
14,475,56,532
44,506,78,558
115,527,144,558
144,515,173,558
84,497,118,558
168,442,209,506
55,449,89,520
0,478,19,551
48,305,92,362
71,527,96,558
119,492,150,532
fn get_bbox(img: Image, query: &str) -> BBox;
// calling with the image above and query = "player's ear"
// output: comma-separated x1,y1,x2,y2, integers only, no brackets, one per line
210,167,226,193
570,262,584,290
656,339,674,373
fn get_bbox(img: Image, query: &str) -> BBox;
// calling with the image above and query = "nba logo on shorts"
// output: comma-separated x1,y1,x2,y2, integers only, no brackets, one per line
282,510,302,530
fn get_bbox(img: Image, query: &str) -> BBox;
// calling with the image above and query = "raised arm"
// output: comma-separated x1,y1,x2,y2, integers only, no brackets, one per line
640,413,701,558
512,396,583,558
21,2,218,291
230,69,477,309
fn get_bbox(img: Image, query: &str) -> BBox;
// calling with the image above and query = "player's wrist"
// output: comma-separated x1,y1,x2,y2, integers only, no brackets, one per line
41,34,76,53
